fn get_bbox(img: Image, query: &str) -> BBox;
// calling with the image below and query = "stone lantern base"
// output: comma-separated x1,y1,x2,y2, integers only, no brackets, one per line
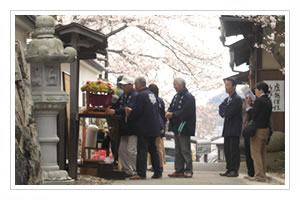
42,170,74,184
33,97,72,183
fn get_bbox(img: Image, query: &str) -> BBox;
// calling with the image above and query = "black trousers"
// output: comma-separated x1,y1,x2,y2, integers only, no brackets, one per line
136,136,162,177
244,136,255,177
224,136,240,173
111,134,120,166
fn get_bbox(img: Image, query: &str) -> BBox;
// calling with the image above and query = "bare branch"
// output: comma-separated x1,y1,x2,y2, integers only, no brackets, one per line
107,49,124,54
107,49,149,77
106,24,128,37
107,48,192,76
136,25,199,82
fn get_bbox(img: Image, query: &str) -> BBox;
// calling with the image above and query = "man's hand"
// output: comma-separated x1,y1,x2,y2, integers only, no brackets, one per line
165,112,173,119
125,107,132,116
105,108,115,115
245,96,254,108
245,96,251,105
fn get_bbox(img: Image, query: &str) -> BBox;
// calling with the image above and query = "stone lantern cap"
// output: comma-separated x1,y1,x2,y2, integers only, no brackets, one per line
26,15,77,63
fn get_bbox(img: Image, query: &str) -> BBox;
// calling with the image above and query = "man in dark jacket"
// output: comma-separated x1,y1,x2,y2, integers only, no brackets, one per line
219,78,243,177
125,77,164,180
106,75,138,177
148,83,167,171
166,77,196,178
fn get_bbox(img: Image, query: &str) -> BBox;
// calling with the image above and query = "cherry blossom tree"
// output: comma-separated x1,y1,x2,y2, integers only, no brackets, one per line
241,15,285,74
196,104,221,139
57,15,229,138
58,15,227,90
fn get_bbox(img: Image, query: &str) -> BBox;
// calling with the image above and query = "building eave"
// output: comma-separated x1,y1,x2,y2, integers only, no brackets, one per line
223,71,250,84
219,15,253,38
85,59,107,72
55,23,108,56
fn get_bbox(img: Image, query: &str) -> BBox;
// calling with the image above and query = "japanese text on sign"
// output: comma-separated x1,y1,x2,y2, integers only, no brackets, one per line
265,80,284,112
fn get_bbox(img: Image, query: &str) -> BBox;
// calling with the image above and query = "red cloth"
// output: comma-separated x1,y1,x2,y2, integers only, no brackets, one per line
92,150,107,160
88,93,112,108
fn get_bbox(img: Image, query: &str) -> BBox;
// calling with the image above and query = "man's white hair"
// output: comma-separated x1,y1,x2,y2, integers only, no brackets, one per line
174,77,186,87
135,76,147,87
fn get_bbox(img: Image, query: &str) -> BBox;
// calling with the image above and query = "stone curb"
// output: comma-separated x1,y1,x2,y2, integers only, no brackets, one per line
43,179,75,185
266,173,285,185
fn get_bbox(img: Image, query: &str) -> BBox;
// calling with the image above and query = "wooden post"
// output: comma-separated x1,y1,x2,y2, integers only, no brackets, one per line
104,52,108,79
57,107,66,170
81,120,87,161
68,33,80,179
254,25,263,87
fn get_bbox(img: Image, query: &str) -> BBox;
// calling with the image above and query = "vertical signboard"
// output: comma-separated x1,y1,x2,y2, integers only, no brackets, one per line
265,80,284,112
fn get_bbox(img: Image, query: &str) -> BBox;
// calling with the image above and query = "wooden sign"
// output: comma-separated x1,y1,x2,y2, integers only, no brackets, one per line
265,80,285,112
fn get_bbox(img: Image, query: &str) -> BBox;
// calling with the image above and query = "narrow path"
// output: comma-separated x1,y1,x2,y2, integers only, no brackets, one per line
111,162,278,185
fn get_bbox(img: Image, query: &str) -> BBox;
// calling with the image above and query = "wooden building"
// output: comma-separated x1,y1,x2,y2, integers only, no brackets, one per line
55,22,108,179
219,15,285,133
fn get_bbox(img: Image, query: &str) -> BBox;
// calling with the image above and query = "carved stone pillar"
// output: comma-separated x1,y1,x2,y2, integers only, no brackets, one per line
26,15,77,183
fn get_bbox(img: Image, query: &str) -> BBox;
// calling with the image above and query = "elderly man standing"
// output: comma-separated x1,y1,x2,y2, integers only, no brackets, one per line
106,75,138,177
218,78,243,177
125,77,164,180
166,77,196,178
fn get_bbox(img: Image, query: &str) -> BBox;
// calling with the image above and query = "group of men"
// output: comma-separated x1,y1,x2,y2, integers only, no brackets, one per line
106,76,196,179
104,73,273,182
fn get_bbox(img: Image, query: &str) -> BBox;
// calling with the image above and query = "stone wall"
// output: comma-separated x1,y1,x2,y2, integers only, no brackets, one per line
265,131,285,172
15,41,42,184
240,131,285,172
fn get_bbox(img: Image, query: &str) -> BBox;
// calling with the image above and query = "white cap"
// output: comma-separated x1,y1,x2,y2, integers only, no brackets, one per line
119,75,134,85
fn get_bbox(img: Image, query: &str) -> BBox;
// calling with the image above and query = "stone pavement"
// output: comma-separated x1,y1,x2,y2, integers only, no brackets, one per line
112,162,285,185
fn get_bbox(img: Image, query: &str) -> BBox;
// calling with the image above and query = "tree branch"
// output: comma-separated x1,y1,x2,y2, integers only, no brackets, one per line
137,26,199,82
107,49,149,77
106,24,128,37
107,48,192,76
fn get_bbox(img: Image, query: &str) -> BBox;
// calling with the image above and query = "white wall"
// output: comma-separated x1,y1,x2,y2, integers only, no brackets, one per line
79,61,102,107
61,61,101,108
15,16,34,49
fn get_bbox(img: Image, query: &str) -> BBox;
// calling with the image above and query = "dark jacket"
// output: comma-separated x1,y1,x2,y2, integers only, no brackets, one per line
111,88,137,136
168,88,196,136
129,87,163,137
157,96,166,137
248,94,272,129
219,92,243,137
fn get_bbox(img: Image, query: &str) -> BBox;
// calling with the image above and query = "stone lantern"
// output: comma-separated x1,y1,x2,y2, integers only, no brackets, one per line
26,15,77,182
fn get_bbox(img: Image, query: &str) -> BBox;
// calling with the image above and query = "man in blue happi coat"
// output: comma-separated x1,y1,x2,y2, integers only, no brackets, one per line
106,75,138,177
125,77,164,180
166,77,196,178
